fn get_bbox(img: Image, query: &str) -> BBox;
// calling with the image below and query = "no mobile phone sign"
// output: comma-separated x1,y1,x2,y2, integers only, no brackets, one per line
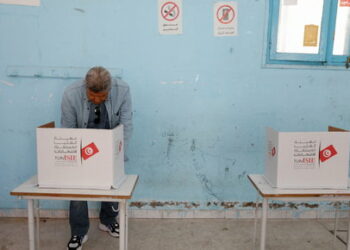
214,2,238,37
217,5,235,24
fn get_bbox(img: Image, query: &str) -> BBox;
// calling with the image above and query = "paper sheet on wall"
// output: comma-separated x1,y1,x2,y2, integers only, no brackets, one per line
158,0,183,35
214,2,238,37
303,25,319,47
0,0,40,6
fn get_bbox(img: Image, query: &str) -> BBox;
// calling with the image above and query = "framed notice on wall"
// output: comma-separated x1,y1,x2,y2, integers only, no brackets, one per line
0,0,40,6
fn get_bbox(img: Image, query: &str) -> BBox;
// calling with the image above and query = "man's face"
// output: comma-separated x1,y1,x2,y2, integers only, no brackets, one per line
86,88,109,105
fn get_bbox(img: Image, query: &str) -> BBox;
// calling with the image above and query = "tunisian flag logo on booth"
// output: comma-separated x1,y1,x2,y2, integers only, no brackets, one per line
271,147,276,157
320,145,337,162
81,142,99,160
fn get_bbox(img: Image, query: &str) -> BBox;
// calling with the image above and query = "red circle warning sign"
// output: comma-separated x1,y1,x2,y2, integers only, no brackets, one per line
216,5,235,24
161,1,180,21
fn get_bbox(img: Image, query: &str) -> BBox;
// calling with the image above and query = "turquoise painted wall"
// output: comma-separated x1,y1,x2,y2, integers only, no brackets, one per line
1,0,349,211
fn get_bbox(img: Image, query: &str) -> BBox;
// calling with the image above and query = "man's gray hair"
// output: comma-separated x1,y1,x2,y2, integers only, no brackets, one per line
85,66,111,92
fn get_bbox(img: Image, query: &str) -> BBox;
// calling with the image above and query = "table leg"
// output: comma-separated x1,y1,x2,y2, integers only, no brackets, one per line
253,195,261,249
260,198,268,250
28,199,35,250
347,202,350,250
119,200,126,250
333,207,339,250
126,201,129,250
34,200,40,250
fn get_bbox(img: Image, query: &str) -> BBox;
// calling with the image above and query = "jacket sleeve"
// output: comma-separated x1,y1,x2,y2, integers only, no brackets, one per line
119,87,133,150
61,90,78,128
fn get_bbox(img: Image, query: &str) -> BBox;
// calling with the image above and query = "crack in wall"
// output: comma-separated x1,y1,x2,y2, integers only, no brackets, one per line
190,138,223,201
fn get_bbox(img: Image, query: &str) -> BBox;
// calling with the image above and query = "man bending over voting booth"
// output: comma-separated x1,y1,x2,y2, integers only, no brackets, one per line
52,66,133,250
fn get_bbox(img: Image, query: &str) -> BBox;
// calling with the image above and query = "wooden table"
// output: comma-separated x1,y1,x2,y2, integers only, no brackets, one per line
248,174,350,250
10,175,138,250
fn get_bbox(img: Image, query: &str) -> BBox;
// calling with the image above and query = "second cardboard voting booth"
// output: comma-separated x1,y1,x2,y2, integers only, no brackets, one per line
265,126,350,189
36,122,126,190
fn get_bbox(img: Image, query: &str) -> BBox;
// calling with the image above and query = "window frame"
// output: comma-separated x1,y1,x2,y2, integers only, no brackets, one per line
266,0,349,67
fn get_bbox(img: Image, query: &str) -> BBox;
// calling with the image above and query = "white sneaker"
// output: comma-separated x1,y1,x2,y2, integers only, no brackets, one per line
67,235,88,250
99,222,119,238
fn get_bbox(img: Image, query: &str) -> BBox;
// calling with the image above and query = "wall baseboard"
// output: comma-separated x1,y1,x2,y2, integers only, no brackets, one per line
1,208,348,219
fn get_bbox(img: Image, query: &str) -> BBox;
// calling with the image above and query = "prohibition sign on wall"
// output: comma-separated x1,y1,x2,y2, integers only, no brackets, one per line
216,5,235,24
161,1,180,21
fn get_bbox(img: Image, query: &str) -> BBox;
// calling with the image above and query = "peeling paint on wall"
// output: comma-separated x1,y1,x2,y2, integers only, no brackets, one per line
129,201,327,210
130,201,200,209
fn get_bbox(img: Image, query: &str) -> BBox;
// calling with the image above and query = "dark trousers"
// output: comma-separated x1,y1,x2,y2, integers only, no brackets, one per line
69,201,119,236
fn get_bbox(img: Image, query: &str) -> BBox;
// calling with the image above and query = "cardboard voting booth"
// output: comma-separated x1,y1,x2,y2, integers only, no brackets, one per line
36,122,126,189
265,126,350,189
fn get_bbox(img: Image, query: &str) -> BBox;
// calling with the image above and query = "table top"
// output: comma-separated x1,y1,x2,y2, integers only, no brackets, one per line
248,174,350,198
10,175,138,200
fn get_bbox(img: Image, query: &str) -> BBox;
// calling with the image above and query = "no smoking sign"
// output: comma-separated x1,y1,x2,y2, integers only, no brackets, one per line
161,2,180,21
214,2,238,37
158,0,182,35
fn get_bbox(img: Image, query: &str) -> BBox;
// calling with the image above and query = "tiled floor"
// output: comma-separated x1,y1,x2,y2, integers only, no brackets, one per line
0,217,347,250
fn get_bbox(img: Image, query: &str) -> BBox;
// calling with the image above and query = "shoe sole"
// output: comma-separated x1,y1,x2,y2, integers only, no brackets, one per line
67,235,88,250
99,223,119,238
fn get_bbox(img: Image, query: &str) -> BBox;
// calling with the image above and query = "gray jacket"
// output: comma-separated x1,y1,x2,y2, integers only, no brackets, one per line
60,78,133,148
